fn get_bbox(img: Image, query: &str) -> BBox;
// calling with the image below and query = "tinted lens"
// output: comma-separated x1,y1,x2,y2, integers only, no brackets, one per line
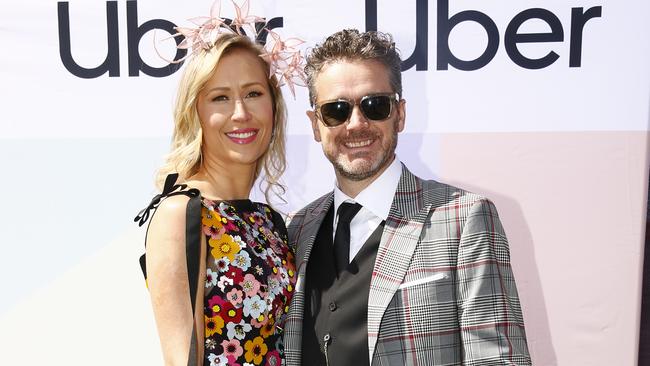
360,95,392,120
320,101,352,126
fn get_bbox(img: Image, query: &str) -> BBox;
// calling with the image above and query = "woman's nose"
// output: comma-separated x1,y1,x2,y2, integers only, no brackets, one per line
231,100,251,122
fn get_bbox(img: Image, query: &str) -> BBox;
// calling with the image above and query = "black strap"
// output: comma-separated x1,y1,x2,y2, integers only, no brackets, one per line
185,194,202,366
134,173,202,366
185,194,202,314
135,173,201,280
134,173,197,228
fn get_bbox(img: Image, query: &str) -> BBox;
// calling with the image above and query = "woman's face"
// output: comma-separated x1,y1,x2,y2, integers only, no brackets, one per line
197,47,274,170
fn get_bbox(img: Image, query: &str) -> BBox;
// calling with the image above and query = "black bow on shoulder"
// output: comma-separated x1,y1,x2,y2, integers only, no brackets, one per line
133,173,200,227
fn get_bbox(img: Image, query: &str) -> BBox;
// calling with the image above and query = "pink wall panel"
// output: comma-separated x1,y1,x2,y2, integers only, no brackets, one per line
434,131,649,365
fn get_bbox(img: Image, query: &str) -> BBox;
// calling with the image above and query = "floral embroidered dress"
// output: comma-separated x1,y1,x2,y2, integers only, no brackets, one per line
201,198,296,366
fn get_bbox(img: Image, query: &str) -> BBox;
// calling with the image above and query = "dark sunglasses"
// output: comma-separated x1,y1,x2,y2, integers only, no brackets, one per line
314,93,399,127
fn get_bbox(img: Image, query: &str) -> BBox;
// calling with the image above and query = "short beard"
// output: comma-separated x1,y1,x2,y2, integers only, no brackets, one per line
327,124,399,182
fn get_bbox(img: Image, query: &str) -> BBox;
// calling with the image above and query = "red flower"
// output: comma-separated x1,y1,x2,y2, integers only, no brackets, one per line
221,300,243,324
226,266,244,284
207,295,227,317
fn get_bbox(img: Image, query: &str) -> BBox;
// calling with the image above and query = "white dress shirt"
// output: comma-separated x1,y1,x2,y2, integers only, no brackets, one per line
333,157,402,263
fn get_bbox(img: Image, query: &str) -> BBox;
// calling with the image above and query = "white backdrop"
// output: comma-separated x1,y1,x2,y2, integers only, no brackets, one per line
1,1,648,365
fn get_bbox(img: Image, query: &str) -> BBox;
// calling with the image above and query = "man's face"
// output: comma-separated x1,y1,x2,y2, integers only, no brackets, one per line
307,59,405,182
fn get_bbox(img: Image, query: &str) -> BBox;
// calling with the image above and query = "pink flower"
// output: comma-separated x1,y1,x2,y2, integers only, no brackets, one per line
227,288,244,306
226,355,241,366
250,314,268,329
277,52,307,97
223,220,238,232
186,0,228,47
262,30,304,70
220,338,244,359
230,0,265,35
265,350,281,366
240,273,261,297
153,0,307,97
204,224,226,239
159,0,230,63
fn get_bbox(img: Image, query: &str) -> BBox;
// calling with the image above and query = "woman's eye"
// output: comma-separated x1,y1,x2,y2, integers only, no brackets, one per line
247,91,263,98
212,95,228,102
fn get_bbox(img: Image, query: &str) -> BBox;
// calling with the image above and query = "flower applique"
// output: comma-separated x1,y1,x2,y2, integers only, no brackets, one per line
200,199,295,364
221,338,244,359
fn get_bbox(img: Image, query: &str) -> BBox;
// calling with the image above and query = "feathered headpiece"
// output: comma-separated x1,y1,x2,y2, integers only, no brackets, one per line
161,0,306,97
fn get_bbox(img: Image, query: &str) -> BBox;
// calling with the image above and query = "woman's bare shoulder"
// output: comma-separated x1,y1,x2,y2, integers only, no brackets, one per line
147,195,192,246
155,194,191,218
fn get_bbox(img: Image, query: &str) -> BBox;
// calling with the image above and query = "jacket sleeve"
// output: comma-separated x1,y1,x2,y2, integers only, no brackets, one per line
456,198,531,365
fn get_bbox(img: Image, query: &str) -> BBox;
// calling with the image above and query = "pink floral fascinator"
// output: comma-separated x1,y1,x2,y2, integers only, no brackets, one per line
160,0,307,97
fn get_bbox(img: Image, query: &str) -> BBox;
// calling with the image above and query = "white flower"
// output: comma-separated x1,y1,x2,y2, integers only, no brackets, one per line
232,235,246,248
264,292,276,311
205,338,217,350
232,251,252,271
217,276,234,292
207,353,229,366
267,249,282,266
226,320,252,340
243,295,266,319
218,202,239,220
214,257,230,273
268,276,282,295
205,268,219,288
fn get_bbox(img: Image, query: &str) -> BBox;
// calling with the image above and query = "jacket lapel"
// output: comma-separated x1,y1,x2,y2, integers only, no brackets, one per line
367,165,432,361
295,193,333,274
284,193,333,366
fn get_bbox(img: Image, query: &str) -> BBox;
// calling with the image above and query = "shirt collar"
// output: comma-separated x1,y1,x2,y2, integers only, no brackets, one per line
333,156,402,220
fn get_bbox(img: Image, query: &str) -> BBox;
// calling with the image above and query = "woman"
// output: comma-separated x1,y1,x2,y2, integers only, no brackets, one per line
138,28,298,365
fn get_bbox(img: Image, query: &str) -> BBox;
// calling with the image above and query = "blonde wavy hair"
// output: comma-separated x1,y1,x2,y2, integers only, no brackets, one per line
156,33,287,203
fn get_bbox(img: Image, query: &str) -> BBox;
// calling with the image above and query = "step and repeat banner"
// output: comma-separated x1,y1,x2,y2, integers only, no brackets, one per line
1,1,648,365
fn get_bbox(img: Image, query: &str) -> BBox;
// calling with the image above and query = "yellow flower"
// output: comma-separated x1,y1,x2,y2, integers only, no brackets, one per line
202,207,223,229
260,318,276,338
205,315,224,337
209,234,240,262
244,336,268,364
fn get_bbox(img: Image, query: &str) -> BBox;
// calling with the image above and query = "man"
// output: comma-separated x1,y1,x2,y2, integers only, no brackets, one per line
283,29,531,366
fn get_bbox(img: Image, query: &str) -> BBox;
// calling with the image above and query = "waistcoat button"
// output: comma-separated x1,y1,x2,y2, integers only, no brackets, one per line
328,302,337,311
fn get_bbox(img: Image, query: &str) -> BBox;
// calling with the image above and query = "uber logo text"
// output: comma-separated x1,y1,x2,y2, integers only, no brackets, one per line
57,1,282,78
365,0,603,71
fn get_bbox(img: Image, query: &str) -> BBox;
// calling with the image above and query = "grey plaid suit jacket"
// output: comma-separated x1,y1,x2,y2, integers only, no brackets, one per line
284,164,531,365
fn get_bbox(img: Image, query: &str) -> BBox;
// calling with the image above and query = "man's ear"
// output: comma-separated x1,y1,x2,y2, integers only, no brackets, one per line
396,98,406,133
306,110,321,142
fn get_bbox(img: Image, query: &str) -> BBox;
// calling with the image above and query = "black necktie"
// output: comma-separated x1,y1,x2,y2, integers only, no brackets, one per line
333,202,362,275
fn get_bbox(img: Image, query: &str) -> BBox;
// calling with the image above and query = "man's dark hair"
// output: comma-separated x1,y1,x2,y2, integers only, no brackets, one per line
305,29,402,106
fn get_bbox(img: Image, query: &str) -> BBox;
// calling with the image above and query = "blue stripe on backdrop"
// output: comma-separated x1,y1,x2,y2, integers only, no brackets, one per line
0,134,441,314
0,138,169,313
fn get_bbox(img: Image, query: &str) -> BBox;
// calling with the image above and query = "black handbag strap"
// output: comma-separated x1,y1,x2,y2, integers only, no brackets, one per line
134,173,202,366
